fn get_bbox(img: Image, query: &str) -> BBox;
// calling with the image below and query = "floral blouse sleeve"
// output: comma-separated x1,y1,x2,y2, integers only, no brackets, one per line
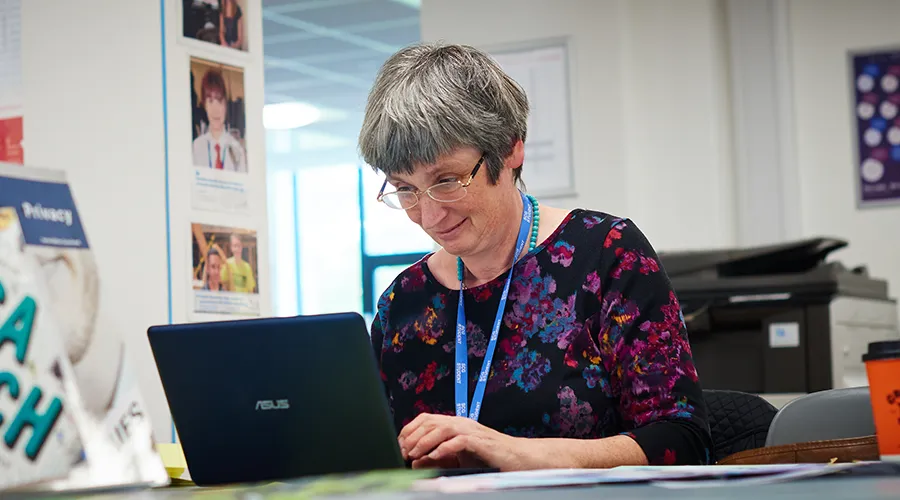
370,286,393,399
594,219,712,465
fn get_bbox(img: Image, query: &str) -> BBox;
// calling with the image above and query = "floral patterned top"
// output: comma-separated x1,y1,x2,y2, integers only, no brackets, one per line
370,210,712,465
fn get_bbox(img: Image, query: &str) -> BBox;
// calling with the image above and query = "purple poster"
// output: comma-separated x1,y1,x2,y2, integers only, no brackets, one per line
851,49,900,206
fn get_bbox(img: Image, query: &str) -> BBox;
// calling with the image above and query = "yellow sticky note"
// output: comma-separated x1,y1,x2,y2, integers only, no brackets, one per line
155,443,187,479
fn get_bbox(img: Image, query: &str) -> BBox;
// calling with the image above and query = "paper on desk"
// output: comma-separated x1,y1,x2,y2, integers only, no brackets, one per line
412,463,871,493
412,468,641,493
652,462,867,489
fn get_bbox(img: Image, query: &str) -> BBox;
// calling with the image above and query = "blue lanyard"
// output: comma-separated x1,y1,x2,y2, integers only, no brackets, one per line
455,191,532,421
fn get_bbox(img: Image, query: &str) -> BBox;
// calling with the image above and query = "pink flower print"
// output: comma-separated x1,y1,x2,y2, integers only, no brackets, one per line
549,240,575,267
582,271,602,294
550,386,598,438
611,247,660,279
399,371,418,391
584,215,606,229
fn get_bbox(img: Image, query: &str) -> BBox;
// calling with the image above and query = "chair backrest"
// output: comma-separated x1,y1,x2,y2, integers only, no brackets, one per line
765,386,875,447
703,389,778,463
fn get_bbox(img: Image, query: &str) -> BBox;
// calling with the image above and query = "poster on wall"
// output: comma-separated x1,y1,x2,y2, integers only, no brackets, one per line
0,0,24,164
190,222,260,316
490,39,575,198
182,0,248,52
190,56,250,212
0,163,168,491
850,48,900,207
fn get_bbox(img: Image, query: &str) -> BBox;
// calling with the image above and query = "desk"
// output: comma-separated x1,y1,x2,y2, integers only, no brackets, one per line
426,477,900,500
44,475,899,500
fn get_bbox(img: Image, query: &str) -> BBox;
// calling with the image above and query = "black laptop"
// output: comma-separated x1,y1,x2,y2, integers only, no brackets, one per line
147,312,405,486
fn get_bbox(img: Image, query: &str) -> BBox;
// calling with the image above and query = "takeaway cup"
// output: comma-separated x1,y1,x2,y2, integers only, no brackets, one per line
862,340,900,462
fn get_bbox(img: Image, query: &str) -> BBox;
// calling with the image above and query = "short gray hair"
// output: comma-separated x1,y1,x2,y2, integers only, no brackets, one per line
359,42,529,185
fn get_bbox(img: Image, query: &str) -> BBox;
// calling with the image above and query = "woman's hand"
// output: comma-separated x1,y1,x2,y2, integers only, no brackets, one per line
398,413,583,471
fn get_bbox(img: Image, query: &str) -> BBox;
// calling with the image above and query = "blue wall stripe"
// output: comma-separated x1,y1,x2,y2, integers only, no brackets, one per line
292,173,302,315
158,0,175,444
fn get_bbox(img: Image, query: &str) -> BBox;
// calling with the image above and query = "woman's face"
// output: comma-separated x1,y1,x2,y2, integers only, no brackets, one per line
386,144,523,257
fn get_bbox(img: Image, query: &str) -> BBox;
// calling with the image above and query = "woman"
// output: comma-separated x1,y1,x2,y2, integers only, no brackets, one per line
218,0,244,50
359,42,712,471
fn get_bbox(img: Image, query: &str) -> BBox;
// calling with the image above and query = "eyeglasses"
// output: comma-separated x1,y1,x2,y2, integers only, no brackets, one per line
376,155,484,210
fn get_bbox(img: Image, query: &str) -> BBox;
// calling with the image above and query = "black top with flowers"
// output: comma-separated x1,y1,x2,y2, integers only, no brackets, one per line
370,210,712,465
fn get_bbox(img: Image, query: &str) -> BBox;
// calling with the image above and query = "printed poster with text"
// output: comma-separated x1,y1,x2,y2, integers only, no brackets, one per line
851,49,900,206
0,164,167,491
191,223,260,316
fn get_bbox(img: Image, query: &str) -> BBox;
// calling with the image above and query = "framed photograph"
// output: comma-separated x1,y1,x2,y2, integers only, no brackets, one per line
190,57,251,213
182,0,247,52
190,56,247,173
191,223,260,316
487,37,576,199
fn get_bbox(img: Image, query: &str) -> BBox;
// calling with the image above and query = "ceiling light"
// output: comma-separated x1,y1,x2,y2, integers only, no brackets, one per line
263,102,321,130
389,0,421,7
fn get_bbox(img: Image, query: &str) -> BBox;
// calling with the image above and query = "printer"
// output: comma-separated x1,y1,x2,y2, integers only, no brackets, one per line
658,237,899,396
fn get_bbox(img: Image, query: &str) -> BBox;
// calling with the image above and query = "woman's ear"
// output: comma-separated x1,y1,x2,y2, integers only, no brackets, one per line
504,139,525,171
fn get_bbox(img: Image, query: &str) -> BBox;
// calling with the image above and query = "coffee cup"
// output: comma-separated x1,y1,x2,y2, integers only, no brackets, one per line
862,340,900,462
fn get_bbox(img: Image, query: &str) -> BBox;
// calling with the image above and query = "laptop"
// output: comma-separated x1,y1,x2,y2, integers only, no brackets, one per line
147,312,406,486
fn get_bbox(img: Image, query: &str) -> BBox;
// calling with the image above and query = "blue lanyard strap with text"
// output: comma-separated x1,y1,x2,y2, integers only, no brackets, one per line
455,190,532,421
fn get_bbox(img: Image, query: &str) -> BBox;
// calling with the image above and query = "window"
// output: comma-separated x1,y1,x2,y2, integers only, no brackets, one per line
262,0,424,325
266,164,434,323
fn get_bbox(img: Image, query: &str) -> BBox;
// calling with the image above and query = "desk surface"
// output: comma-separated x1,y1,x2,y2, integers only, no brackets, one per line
55,475,900,500
436,477,900,500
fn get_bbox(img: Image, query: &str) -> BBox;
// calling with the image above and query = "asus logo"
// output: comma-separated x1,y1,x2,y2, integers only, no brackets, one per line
255,399,290,411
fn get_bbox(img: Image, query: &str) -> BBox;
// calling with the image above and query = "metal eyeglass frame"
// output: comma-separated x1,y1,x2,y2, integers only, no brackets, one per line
376,155,485,210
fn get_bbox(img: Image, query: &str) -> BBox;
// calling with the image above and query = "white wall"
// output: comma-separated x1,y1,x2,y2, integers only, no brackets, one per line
21,0,270,443
788,0,900,306
725,0,803,247
21,0,172,442
421,0,738,252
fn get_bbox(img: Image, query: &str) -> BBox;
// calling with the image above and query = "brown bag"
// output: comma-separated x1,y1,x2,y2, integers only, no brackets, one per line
717,435,880,465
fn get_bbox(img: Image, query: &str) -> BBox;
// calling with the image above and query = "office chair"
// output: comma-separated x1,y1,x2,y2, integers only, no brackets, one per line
765,386,875,447
703,389,778,463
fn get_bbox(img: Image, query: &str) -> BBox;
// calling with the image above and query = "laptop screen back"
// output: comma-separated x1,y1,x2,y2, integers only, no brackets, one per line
148,312,404,485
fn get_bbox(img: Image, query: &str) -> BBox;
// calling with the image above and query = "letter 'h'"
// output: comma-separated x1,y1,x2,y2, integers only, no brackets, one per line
3,387,63,460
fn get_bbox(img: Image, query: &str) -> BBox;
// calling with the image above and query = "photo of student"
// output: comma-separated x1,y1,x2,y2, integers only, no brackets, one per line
219,0,244,50
191,223,259,296
202,247,226,291
190,57,248,173
182,0,247,51
221,232,257,294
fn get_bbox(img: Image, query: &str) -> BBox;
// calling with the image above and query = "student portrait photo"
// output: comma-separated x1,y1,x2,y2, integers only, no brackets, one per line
182,0,247,51
190,58,248,173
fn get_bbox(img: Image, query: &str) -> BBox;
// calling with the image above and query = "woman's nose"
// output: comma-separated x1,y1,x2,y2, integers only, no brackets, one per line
417,195,447,229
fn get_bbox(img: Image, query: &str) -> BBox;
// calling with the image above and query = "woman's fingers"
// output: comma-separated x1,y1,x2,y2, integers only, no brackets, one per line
406,422,460,461
398,413,441,458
